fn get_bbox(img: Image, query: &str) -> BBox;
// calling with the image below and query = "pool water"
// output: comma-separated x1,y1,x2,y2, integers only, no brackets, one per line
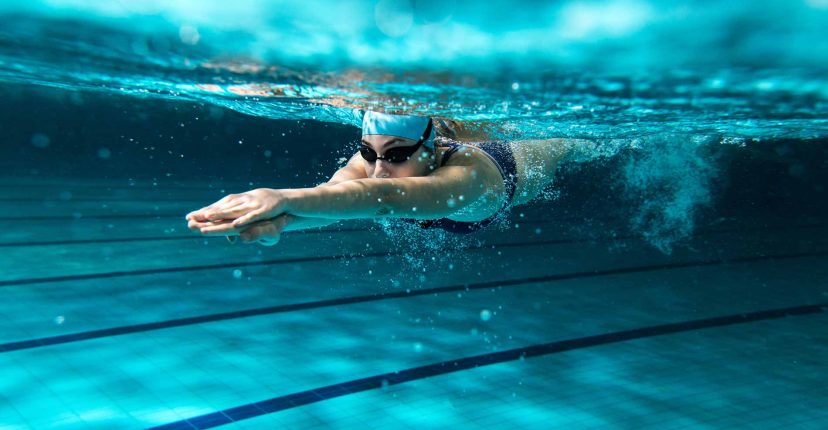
1,1,828,429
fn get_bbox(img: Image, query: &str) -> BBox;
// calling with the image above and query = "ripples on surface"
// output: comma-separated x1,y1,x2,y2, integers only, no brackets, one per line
1,0,827,141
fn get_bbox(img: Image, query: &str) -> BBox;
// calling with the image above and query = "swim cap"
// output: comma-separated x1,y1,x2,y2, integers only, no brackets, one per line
362,111,435,149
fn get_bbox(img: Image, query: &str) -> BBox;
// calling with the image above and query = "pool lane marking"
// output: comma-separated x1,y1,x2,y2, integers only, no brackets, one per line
0,220,820,248
0,222,823,286
2,249,827,354
147,302,828,430
0,218,552,247
0,198,214,202
0,214,200,221
0,212,576,247
0,182,277,191
0,223,614,287
0,229,364,248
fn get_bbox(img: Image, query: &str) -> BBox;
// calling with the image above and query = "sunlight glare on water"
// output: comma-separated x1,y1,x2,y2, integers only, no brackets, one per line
0,0,826,141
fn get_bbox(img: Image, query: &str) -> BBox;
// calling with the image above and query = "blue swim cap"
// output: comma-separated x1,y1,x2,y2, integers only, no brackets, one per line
362,111,435,149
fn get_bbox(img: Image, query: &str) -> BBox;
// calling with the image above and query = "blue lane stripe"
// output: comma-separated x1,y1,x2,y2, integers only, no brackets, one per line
0,236,213,247
0,198,209,202
3,249,827,354
0,227,364,248
0,217,567,247
2,221,819,248
148,302,828,430
0,182,262,190
0,214,192,221
0,233,593,288
1,222,823,287
0,253,381,288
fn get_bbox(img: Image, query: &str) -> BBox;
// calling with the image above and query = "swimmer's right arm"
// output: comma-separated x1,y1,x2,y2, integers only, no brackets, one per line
187,153,366,242
269,152,368,232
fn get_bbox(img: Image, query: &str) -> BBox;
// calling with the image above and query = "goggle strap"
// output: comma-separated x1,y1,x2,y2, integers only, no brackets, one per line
416,119,433,147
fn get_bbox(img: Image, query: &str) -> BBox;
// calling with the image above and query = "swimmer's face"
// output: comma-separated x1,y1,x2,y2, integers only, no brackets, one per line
360,134,435,179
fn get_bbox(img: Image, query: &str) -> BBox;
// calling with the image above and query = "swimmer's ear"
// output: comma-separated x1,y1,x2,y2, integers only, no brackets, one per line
434,118,459,139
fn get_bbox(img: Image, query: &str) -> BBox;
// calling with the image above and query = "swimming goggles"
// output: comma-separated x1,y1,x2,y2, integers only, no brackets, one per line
360,119,433,163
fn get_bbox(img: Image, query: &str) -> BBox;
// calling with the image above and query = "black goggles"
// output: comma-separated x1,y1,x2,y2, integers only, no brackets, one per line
360,119,433,164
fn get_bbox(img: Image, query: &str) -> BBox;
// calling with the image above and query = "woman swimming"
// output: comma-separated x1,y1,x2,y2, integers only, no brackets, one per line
186,111,571,245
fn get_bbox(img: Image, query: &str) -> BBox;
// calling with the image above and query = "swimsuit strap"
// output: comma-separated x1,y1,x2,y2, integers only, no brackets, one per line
438,142,463,166
439,141,517,205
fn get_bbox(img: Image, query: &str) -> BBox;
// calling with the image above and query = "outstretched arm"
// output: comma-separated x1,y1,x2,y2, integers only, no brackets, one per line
197,160,502,236
271,152,368,231
260,159,497,227
186,153,366,240
279,167,486,221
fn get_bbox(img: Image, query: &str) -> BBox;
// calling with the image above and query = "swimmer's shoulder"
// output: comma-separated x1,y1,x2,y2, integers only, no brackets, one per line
325,152,368,185
435,140,504,183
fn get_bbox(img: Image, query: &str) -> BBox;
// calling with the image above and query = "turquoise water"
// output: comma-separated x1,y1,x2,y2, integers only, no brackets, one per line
2,0,827,138
1,1,828,429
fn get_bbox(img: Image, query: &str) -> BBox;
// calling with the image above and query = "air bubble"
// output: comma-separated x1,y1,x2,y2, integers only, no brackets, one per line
31,133,50,148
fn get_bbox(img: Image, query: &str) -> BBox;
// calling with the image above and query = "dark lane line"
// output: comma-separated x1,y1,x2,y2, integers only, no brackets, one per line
0,198,211,202
0,217,809,248
147,301,828,430
0,218,558,248
0,214,192,221
1,223,824,286
0,222,596,286
0,183,270,191
0,251,390,288
0,228,366,247
2,249,826,353
0,213,557,226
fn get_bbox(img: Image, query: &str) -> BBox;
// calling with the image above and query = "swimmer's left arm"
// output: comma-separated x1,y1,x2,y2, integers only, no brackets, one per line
225,165,501,228
276,165,500,221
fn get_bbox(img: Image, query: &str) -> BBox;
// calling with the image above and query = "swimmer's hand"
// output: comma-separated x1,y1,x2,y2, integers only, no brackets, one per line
187,214,290,246
186,188,289,227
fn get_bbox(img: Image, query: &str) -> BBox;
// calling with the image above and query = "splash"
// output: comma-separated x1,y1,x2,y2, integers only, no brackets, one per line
621,134,719,253
375,217,484,277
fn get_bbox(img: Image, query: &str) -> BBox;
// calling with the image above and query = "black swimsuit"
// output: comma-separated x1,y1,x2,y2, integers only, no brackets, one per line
408,141,518,234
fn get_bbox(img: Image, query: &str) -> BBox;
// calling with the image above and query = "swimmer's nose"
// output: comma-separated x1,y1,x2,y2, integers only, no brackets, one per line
374,160,392,178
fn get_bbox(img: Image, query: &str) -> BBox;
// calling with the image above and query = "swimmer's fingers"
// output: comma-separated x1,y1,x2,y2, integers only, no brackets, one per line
231,208,270,228
186,208,211,222
200,202,252,221
188,218,215,231
198,221,241,235
188,218,238,234
186,202,219,220
187,219,205,232
186,194,243,221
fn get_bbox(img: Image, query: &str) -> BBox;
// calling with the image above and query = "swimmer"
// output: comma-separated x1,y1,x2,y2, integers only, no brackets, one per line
186,111,573,245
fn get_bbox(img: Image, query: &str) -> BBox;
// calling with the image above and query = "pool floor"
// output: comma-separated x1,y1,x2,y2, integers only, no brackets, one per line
1,177,826,429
